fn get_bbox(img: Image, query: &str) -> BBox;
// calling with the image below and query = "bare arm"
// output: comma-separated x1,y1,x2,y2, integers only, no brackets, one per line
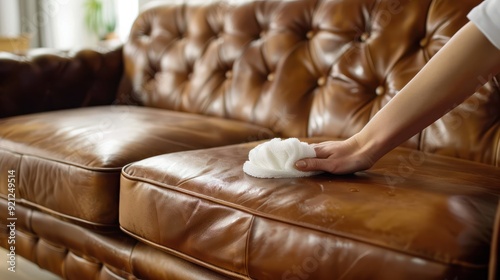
296,22,500,174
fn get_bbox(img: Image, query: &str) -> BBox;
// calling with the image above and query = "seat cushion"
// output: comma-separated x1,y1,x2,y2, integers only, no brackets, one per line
0,106,273,227
120,140,500,279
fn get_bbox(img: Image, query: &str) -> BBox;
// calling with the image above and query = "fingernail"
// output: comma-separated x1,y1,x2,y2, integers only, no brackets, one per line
295,160,306,168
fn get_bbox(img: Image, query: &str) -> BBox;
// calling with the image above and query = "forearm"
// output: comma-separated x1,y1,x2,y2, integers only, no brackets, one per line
357,22,500,161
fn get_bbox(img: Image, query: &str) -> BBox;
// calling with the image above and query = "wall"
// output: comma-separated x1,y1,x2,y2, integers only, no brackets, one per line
0,0,139,50
41,0,97,49
0,0,21,37
41,0,138,50
116,0,139,42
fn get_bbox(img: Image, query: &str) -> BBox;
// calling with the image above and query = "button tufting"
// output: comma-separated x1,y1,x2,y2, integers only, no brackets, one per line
317,76,327,87
420,37,428,47
306,30,315,40
375,86,385,96
260,31,266,38
360,32,369,42
225,71,233,79
267,73,275,82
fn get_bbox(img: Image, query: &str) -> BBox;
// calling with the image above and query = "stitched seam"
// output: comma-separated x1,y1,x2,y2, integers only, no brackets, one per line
244,216,255,277
129,240,139,277
0,147,122,172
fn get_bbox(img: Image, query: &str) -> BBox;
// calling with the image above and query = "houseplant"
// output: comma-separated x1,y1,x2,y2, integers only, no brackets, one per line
84,0,117,40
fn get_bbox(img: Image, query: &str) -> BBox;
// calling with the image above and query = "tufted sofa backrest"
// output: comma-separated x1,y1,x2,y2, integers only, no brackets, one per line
119,0,500,166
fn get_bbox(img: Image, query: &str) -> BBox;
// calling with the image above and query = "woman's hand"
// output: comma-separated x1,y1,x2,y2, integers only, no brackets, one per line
294,136,376,174
295,22,500,175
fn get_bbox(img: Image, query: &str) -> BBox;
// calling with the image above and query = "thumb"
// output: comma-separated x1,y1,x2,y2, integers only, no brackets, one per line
295,158,330,172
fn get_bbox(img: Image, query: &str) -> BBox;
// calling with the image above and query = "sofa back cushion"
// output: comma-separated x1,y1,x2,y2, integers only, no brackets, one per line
119,0,500,166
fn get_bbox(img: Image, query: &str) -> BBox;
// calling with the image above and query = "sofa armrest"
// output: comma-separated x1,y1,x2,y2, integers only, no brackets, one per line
0,47,123,118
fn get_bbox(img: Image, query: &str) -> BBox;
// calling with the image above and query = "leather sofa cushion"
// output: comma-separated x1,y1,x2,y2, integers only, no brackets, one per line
120,141,500,279
0,106,273,227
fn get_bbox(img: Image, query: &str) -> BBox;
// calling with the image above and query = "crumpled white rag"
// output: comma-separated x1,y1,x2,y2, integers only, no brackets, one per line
243,138,322,178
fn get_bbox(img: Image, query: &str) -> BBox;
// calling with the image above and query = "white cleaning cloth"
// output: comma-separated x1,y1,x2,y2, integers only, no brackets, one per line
243,138,322,178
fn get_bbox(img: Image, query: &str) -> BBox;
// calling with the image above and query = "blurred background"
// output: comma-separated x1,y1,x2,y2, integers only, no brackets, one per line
0,0,158,52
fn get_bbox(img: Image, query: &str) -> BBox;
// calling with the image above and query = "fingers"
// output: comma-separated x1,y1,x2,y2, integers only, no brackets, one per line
296,155,372,174
299,139,373,174
295,158,335,172
312,141,339,158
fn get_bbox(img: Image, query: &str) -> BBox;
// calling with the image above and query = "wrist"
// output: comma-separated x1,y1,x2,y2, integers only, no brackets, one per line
351,129,392,165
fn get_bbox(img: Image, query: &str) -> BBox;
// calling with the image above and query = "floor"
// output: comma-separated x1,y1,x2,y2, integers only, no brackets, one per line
0,248,60,280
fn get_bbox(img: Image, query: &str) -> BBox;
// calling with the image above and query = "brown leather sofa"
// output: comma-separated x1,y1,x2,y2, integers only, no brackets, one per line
1,0,499,279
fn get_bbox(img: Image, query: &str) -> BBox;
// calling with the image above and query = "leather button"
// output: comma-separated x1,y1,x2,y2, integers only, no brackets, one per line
306,30,315,39
267,73,275,82
260,31,266,38
420,37,428,47
360,32,369,42
225,71,233,79
375,86,385,95
317,76,327,86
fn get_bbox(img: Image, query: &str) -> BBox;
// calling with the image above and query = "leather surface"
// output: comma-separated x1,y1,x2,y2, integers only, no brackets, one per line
119,0,500,166
0,48,123,118
121,140,500,279
491,200,500,280
0,106,273,226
